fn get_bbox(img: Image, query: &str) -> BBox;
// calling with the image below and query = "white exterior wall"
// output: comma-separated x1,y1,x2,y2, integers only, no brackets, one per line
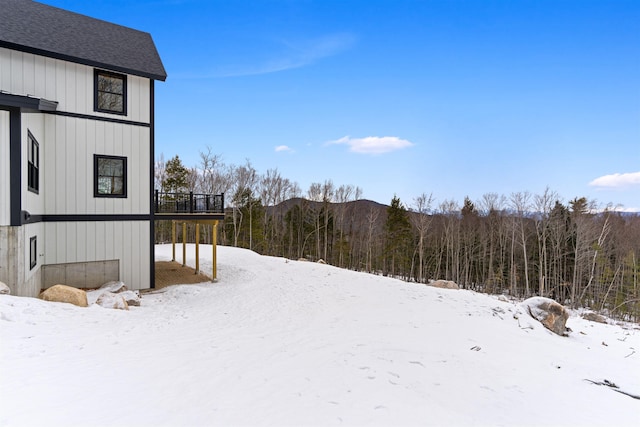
44,221,150,290
43,114,150,215
0,111,9,225
0,47,150,123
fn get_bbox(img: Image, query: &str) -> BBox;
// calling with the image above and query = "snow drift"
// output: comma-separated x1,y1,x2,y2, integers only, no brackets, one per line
0,244,638,426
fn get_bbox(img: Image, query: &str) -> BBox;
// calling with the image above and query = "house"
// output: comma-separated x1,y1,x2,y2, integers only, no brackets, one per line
0,0,223,297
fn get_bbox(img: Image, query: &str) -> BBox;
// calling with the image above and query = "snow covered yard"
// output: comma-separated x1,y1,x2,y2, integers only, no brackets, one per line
1,244,638,426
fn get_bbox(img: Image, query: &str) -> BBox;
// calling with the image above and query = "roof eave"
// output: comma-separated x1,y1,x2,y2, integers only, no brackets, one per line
0,40,167,82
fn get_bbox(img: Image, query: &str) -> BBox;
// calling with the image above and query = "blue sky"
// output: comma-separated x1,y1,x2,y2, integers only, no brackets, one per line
43,0,640,210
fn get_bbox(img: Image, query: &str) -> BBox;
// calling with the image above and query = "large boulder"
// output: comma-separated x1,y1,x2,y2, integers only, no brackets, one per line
523,297,569,336
40,284,88,307
428,280,459,290
95,292,129,310
0,281,10,295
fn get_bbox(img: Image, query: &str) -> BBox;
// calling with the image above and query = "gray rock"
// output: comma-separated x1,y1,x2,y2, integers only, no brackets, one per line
523,297,570,336
582,312,607,324
428,280,459,290
95,292,129,310
99,281,128,293
0,281,10,295
119,290,141,307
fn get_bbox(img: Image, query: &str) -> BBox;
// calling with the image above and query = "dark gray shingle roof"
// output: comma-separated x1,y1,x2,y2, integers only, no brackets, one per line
0,0,167,81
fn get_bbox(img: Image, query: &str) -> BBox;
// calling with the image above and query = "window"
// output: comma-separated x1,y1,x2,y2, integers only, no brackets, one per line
94,69,127,115
27,131,39,194
94,155,127,198
30,236,37,270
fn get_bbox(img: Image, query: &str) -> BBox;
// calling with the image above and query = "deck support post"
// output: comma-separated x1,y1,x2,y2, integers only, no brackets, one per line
171,220,176,261
212,220,218,281
195,222,200,274
182,222,186,267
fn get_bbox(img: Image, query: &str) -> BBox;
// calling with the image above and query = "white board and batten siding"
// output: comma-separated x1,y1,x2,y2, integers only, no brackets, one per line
43,221,150,290
0,47,151,123
43,115,150,215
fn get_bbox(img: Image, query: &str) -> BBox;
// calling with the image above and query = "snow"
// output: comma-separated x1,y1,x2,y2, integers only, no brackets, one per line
1,244,638,426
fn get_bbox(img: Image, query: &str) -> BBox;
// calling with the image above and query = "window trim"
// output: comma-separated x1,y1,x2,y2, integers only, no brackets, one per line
94,154,128,198
30,236,37,270
27,131,39,194
94,69,127,116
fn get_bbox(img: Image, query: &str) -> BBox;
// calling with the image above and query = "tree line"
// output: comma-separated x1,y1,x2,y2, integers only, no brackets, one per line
155,150,640,321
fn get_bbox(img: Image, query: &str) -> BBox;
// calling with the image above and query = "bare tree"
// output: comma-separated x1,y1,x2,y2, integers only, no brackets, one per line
411,193,434,283
510,191,532,296
199,147,232,196
307,182,323,259
259,168,293,255
154,153,166,192
365,206,380,273
570,197,596,307
579,205,611,305
437,199,459,282
334,184,357,267
533,187,558,296
230,160,258,248
479,192,507,292
321,180,335,262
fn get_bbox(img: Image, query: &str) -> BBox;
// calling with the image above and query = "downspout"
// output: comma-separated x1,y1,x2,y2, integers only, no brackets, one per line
149,79,156,288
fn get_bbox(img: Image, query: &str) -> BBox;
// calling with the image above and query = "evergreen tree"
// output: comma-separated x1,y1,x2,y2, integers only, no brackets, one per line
384,196,413,278
162,155,189,193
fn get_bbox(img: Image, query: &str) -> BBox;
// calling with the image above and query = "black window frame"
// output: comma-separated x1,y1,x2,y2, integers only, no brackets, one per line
94,154,128,198
27,131,39,194
30,236,37,270
94,69,127,115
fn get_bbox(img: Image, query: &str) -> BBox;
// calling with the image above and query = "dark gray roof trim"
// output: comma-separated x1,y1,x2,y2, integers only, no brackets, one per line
0,92,58,112
0,0,167,81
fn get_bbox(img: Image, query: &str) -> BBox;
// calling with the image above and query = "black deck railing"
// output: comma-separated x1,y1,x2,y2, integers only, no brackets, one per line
155,190,224,214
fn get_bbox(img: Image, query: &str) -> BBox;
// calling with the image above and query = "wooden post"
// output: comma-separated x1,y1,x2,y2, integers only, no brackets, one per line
182,222,186,267
195,222,200,274
212,220,218,281
171,220,176,261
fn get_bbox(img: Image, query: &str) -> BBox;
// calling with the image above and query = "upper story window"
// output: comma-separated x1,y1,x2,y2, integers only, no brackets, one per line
94,154,127,198
94,69,127,115
27,131,39,194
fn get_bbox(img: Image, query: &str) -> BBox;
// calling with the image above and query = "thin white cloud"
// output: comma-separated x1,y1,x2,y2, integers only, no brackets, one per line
275,145,292,152
589,171,640,188
209,33,357,78
327,136,415,155
613,206,640,213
